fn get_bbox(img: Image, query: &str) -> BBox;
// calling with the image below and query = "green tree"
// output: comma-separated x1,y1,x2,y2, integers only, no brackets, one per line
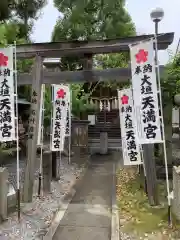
15,0,47,39
0,0,15,22
52,0,135,116
0,0,47,40
160,53,180,164
52,0,135,70
53,0,135,40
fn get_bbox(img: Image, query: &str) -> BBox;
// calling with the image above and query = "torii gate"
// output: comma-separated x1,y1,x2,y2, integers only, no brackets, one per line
15,32,174,202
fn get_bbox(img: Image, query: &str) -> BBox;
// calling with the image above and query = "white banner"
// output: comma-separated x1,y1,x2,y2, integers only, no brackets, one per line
118,88,142,165
65,88,71,136
130,40,162,144
37,84,45,145
0,47,16,142
51,84,70,151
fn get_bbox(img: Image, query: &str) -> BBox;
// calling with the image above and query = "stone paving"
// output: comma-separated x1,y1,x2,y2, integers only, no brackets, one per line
0,156,84,240
53,155,114,240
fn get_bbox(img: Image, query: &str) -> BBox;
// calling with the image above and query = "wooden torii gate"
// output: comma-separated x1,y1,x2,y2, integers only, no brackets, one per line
15,32,174,202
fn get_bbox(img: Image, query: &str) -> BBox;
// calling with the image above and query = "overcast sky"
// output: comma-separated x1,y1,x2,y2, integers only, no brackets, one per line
31,0,179,64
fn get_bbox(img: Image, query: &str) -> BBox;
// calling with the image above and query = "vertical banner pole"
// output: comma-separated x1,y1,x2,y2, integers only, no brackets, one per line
50,85,54,151
14,43,20,221
141,146,148,194
38,84,45,197
154,37,171,225
131,88,146,191
60,150,62,169
68,88,72,164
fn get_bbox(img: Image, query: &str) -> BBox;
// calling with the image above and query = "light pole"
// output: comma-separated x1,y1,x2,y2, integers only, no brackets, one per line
150,8,164,159
150,8,172,226
150,7,164,61
150,7,164,34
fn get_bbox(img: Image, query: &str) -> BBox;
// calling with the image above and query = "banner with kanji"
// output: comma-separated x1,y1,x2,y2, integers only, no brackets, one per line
65,86,71,136
51,84,70,151
37,84,45,145
118,88,142,165
0,47,16,142
129,40,162,144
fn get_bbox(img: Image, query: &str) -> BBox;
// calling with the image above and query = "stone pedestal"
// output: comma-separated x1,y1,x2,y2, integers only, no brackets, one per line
172,166,180,220
43,151,52,193
0,167,8,221
100,132,108,155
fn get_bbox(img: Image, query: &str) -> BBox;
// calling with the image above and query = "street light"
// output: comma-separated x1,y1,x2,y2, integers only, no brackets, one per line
150,7,164,66
150,7,164,36
150,8,172,226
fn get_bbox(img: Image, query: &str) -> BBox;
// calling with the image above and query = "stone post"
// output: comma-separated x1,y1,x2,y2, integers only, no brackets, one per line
0,168,8,221
143,144,159,206
23,55,43,202
43,151,52,193
172,166,180,220
100,132,108,155
52,152,60,180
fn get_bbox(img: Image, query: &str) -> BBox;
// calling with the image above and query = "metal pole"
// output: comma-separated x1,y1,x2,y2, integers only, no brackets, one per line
60,150,62,170
154,20,171,225
50,85,54,151
68,88,72,164
141,146,148,195
14,43,21,221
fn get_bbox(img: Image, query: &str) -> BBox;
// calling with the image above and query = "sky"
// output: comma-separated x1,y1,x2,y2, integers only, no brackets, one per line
31,0,179,64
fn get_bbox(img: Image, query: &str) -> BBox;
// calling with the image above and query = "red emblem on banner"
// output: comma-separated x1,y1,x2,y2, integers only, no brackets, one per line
0,53,8,66
57,88,66,99
135,49,148,64
121,95,129,104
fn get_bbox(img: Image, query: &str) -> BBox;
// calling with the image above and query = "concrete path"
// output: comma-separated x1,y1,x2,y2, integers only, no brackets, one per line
53,155,115,240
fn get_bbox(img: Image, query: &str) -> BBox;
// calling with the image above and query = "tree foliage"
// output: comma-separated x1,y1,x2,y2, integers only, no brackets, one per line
0,0,47,39
52,0,135,40
0,0,47,101
52,0,135,116
52,0,135,71
15,0,47,39
161,53,180,108
0,0,15,22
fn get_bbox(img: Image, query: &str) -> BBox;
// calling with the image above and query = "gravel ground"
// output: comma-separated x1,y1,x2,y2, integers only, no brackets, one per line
1,156,40,189
0,156,85,240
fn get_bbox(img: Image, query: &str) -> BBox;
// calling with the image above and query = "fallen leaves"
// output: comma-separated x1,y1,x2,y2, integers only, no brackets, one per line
116,167,180,239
